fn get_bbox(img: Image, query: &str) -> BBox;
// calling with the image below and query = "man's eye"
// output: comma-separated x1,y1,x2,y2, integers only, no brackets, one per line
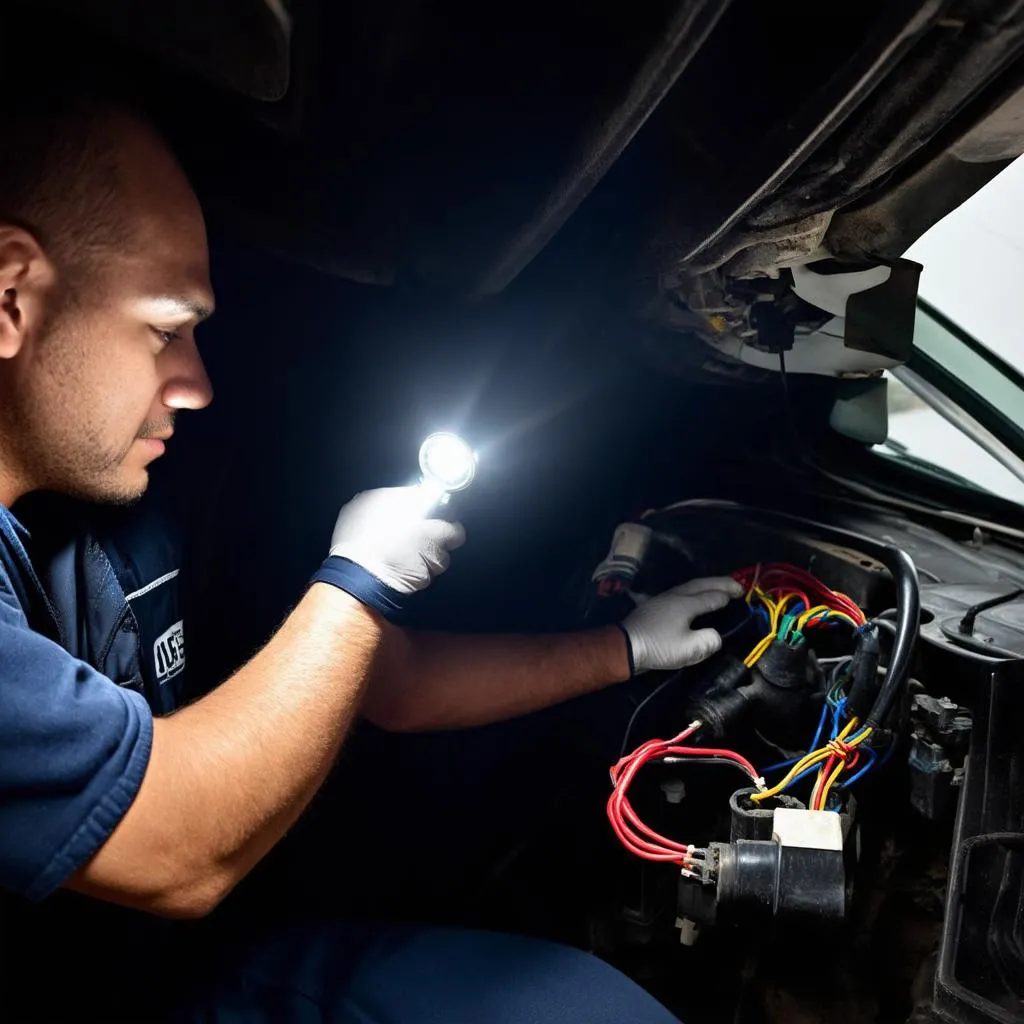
152,327,181,346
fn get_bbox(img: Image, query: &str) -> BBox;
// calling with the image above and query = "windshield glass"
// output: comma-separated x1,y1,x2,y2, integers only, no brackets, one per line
873,156,1024,505
879,370,1024,503
906,156,1024,370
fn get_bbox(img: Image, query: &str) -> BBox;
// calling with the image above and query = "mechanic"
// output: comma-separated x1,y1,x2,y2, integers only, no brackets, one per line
0,91,743,1022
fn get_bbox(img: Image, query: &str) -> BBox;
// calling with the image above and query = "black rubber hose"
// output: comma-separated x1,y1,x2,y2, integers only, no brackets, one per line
865,545,920,729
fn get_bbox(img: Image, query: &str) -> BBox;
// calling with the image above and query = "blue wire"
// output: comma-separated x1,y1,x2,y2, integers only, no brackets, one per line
788,762,823,787
762,698,831,776
808,700,829,753
840,746,878,788
877,738,898,768
830,697,847,741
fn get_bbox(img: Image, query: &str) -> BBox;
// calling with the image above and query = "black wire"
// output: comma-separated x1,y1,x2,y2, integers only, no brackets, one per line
754,729,802,761
830,659,851,690
778,348,800,447
653,756,759,785
619,671,682,760
795,330,845,341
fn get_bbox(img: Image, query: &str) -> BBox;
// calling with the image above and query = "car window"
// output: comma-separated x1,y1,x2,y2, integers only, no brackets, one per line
870,156,1024,505
905,156,1024,372
878,371,1024,504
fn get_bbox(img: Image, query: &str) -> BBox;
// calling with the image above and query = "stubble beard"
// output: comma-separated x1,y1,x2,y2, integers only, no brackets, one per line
4,300,156,507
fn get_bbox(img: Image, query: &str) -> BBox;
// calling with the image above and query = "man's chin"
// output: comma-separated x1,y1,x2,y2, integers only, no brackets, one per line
60,468,149,506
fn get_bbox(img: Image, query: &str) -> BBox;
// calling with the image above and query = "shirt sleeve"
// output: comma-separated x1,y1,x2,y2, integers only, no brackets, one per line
0,587,153,901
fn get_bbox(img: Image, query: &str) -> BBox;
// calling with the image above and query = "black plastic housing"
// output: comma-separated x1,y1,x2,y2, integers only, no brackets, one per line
684,639,815,738
711,839,845,923
929,660,1024,1023
728,787,805,842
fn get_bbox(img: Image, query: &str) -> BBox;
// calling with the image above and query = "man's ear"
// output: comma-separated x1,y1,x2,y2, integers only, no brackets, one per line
0,225,54,360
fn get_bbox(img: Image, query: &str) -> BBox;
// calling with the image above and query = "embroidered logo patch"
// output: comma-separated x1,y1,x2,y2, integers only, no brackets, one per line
154,620,185,683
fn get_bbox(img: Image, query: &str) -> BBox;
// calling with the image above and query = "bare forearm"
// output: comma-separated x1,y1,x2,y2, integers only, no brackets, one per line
73,583,381,915
363,626,630,732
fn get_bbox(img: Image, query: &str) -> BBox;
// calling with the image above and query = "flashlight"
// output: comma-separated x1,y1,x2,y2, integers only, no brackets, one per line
418,432,477,504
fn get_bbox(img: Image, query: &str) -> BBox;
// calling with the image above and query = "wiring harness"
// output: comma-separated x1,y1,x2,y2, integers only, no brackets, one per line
732,562,867,667
606,721,763,877
608,563,891,867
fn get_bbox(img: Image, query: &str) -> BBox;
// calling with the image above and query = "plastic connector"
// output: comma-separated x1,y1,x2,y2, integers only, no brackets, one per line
684,656,750,738
709,808,846,924
684,638,813,739
592,523,652,584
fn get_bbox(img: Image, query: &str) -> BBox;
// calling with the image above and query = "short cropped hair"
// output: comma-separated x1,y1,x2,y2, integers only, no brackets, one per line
0,92,130,268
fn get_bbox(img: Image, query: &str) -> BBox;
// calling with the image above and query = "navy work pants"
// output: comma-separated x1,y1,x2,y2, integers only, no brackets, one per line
177,920,680,1023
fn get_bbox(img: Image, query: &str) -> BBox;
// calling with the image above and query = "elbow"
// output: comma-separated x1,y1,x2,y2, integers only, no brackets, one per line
362,695,424,733
67,867,235,920
147,871,236,920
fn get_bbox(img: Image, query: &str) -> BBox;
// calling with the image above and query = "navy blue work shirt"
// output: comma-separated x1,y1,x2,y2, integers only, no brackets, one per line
0,496,186,901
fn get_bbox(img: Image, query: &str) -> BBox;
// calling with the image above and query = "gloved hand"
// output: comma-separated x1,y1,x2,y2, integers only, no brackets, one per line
329,486,466,593
311,487,465,619
621,576,746,674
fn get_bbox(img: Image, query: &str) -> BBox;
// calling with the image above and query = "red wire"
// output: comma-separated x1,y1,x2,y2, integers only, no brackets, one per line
607,726,760,864
811,753,837,810
734,563,866,625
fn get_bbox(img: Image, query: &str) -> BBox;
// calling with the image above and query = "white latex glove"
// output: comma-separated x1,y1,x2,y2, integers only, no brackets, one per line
329,486,466,594
621,576,746,674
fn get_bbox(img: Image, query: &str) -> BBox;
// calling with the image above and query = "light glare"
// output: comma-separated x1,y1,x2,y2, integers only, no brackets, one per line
419,432,477,493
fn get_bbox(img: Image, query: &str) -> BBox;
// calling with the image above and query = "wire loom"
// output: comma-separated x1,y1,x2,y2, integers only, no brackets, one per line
607,563,877,872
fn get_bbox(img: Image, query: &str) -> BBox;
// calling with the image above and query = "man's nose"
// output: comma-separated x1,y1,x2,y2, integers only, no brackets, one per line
160,333,214,412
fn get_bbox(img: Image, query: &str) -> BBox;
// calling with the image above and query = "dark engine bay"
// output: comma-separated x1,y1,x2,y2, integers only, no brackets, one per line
521,499,1024,1024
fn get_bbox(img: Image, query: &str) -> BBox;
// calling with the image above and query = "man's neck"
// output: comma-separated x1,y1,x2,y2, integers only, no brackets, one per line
0,451,29,508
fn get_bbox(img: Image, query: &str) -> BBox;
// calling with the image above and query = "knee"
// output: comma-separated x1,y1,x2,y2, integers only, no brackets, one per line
353,927,682,1024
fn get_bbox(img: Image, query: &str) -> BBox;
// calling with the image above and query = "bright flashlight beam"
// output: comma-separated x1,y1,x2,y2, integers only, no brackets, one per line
418,432,477,494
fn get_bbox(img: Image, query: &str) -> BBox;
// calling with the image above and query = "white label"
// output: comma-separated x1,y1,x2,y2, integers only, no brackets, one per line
153,620,185,684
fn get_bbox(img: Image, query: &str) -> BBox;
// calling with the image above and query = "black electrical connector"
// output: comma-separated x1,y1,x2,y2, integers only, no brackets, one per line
845,624,880,720
728,787,804,842
711,833,845,924
684,638,814,738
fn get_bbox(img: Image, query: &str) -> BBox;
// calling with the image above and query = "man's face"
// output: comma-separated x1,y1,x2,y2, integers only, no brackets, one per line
0,117,215,504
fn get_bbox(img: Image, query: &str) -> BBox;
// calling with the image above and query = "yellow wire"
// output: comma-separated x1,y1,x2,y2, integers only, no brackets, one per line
797,605,859,631
816,725,876,809
743,633,774,668
795,604,834,631
752,721,870,803
742,588,782,667
742,588,859,668
751,587,776,616
815,759,848,810
772,594,798,630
